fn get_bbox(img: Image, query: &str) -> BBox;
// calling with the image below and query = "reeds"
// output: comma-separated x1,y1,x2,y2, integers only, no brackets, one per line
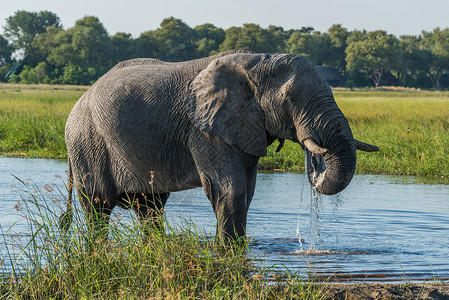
0,180,323,299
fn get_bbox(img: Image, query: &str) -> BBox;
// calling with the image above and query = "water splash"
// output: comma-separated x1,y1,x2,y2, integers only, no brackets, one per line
296,166,306,250
309,186,324,249
329,193,344,246
296,150,328,251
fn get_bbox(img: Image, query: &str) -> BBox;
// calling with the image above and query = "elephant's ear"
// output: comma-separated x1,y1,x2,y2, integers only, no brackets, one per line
186,56,267,157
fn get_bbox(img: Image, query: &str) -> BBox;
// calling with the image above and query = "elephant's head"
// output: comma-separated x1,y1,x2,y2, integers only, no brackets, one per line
187,53,378,195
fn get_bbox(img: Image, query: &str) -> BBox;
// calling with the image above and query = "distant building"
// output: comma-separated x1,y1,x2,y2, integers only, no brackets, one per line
440,72,449,89
315,66,346,87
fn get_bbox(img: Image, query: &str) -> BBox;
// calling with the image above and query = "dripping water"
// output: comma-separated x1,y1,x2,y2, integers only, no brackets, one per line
309,185,324,249
296,149,327,251
296,166,306,250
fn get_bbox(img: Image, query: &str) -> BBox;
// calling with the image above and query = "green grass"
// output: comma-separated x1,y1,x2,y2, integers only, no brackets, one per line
0,84,86,158
0,182,323,299
1,84,449,178
335,89,449,177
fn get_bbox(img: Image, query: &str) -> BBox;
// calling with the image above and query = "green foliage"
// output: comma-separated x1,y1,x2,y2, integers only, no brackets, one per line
8,65,38,83
111,32,136,62
287,31,335,66
71,16,113,69
153,17,197,61
286,25,348,72
0,66,9,82
345,71,370,88
2,11,449,87
420,28,449,86
134,30,159,58
440,72,449,89
346,30,401,87
220,23,284,53
327,24,348,72
0,35,14,66
2,10,61,64
194,23,226,56
44,16,113,72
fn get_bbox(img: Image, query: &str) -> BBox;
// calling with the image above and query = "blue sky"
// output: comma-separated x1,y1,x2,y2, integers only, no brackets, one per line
1,0,448,37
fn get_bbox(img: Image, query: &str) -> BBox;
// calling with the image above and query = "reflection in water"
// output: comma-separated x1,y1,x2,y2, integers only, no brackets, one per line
1,157,449,282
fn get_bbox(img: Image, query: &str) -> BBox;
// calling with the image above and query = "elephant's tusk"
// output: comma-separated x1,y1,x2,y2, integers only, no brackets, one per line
355,139,379,152
303,139,328,156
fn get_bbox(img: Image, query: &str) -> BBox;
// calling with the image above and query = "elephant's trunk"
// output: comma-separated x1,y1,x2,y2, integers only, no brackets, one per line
299,110,357,195
305,135,356,195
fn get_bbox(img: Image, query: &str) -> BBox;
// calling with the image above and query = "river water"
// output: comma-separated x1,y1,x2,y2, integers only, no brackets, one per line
1,157,448,282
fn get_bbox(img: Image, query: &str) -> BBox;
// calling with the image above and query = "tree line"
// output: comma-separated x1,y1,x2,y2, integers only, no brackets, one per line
1,10,449,88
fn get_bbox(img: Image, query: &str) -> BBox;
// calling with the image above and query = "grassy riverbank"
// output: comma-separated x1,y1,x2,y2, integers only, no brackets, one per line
0,185,323,299
1,84,449,177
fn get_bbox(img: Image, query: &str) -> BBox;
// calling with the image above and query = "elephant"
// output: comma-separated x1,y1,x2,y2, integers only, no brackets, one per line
61,50,378,242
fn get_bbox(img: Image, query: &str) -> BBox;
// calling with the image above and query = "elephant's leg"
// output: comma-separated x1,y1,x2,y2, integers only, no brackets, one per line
77,189,115,243
209,163,258,242
245,163,258,209
128,192,170,236
199,171,247,242
68,132,119,241
213,163,258,242
73,170,117,242
191,138,259,243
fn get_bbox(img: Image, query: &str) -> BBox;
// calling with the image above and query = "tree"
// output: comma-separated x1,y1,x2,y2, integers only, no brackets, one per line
266,25,288,52
70,16,113,69
30,25,63,66
194,23,225,57
135,30,160,58
219,23,284,53
287,30,336,66
219,26,241,51
30,16,113,84
44,17,113,71
327,24,349,72
237,23,276,52
153,17,197,61
0,35,14,66
345,30,400,87
111,32,136,63
3,10,61,62
287,25,348,70
420,28,449,87
398,35,428,87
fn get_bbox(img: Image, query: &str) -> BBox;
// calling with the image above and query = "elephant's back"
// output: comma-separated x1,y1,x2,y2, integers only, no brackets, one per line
104,50,254,81
67,50,256,142
111,58,167,70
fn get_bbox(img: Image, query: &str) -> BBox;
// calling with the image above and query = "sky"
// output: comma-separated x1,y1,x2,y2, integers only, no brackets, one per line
0,0,448,37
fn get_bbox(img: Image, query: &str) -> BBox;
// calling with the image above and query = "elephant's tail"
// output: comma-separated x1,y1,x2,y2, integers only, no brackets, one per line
59,157,73,232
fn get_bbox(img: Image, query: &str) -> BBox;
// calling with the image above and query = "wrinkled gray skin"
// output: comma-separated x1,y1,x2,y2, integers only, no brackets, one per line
64,50,378,241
